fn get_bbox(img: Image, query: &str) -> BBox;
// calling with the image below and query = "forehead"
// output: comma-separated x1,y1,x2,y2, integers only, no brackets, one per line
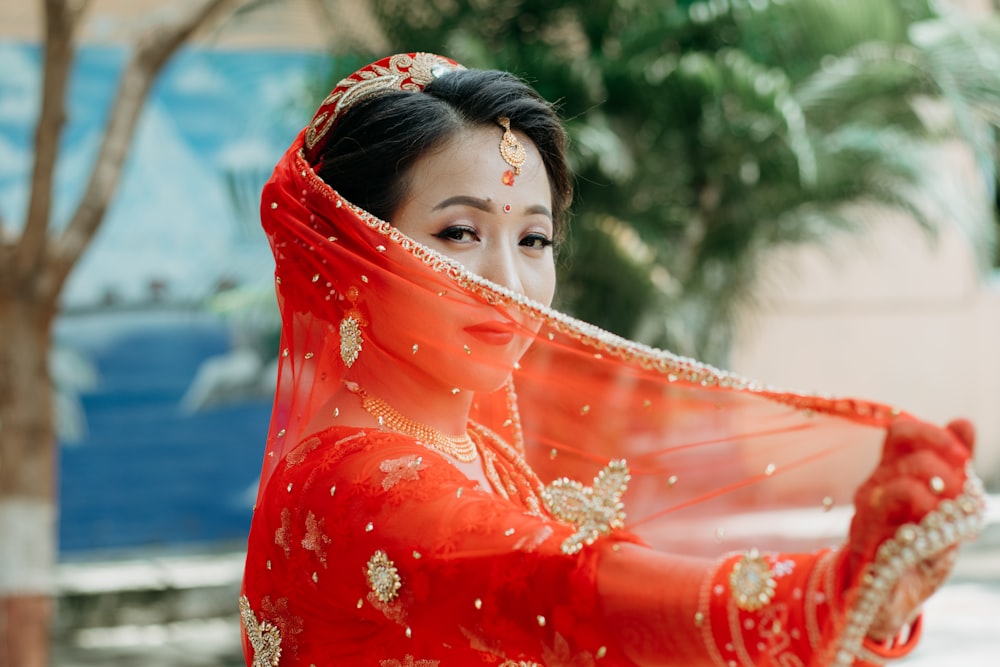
402,125,552,206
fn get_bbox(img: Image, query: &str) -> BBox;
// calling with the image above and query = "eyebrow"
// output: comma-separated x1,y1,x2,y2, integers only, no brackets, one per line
432,195,494,213
432,196,553,219
525,204,553,219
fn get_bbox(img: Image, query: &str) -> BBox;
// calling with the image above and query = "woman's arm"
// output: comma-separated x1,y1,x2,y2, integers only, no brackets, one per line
597,416,980,667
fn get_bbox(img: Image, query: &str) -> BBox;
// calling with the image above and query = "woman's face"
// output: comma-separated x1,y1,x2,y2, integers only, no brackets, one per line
392,125,557,307
369,124,556,394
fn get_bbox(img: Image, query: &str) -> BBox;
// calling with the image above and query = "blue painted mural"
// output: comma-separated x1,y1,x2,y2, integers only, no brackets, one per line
0,43,332,554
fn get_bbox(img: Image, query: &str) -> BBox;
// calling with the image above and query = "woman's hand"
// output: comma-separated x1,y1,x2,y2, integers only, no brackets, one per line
847,417,975,641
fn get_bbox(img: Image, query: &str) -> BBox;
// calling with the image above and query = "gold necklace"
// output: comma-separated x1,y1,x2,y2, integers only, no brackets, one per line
348,384,478,463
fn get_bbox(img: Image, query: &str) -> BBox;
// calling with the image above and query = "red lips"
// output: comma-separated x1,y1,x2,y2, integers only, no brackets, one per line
463,321,518,345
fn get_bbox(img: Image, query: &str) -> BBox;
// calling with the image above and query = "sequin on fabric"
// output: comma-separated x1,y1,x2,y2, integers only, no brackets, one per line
540,460,630,554
240,596,282,667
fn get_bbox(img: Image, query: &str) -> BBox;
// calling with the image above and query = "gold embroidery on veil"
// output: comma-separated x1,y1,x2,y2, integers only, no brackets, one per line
540,460,631,555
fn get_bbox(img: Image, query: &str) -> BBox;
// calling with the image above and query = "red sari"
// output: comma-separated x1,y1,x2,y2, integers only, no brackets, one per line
241,54,985,667
243,426,846,666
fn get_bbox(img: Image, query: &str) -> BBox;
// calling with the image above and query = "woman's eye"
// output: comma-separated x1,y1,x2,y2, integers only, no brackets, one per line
435,226,478,243
520,234,554,250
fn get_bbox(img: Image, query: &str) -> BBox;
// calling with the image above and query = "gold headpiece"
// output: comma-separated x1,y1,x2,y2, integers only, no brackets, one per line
497,117,526,180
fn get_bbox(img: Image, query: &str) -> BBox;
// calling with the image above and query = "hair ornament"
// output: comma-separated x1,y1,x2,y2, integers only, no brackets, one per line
497,116,526,185
304,53,465,164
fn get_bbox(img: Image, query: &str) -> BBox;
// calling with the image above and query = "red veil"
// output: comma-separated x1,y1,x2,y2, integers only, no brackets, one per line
251,53,985,665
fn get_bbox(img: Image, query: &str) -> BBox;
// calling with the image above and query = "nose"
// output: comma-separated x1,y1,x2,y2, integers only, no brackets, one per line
477,244,524,296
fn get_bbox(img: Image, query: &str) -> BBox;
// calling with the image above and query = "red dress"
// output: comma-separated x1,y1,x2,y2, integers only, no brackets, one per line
241,425,913,667
242,52,986,667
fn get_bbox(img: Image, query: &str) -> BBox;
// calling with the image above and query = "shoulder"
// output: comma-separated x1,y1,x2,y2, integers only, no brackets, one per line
274,426,476,499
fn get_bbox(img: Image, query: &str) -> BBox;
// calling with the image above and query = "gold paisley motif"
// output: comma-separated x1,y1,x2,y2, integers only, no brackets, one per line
540,459,630,555
240,596,282,667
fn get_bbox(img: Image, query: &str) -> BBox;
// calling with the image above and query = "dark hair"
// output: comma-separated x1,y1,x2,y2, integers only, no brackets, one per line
314,69,572,239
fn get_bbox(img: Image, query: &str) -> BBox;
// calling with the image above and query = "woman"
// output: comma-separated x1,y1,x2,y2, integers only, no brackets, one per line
241,53,985,667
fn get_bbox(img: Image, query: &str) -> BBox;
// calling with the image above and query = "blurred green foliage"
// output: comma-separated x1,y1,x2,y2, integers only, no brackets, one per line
327,0,1000,364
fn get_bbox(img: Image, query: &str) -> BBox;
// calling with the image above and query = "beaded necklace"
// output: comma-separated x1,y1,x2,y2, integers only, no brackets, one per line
348,384,478,463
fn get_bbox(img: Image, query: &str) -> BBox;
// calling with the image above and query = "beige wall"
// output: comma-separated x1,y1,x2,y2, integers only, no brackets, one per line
731,143,1000,481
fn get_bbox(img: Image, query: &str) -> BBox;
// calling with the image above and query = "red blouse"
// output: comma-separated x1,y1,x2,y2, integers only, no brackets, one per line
240,426,915,666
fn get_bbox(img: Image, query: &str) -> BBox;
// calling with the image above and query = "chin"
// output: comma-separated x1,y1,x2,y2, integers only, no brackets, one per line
464,369,515,395
433,354,516,395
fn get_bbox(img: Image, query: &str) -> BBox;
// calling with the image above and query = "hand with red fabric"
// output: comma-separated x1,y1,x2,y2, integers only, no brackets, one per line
847,417,975,643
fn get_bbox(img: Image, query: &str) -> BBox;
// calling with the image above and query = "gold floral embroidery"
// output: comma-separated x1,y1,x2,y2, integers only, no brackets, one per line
284,435,322,468
541,632,598,666
367,591,408,626
367,549,402,603
499,662,542,667
274,507,292,559
730,549,777,611
379,455,428,490
240,596,282,667
540,459,630,555
380,657,440,667
301,511,331,567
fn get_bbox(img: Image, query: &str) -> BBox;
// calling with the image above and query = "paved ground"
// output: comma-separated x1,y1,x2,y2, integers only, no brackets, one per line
54,618,243,667
52,547,1000,666
53,584,1000,666
901,582,1000,666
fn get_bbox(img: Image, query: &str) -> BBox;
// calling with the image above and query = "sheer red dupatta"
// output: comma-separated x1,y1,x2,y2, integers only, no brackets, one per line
254,53,987,665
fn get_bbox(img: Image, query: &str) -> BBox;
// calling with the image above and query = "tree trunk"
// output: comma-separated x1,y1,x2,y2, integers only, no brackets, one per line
0,293,56,667
0,2,245,662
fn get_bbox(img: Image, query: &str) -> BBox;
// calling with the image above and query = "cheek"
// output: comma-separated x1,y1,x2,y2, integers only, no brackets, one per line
531,261,557,308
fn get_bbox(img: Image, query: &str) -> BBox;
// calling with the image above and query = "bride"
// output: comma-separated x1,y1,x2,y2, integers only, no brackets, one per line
240,53,984,667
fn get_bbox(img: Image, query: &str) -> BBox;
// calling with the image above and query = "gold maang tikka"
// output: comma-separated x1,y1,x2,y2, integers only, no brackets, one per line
497,116,526,186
